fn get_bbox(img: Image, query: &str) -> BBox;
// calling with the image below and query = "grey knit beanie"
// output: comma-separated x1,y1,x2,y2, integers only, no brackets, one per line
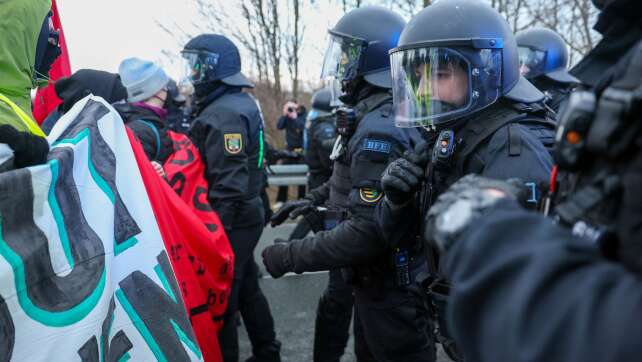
118,57,169,102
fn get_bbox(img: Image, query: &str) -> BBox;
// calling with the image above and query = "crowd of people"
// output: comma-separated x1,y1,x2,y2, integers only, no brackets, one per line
0,0,641,361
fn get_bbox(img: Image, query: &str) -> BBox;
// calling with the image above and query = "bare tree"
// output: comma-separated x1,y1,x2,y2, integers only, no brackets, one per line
285,0,305,99
519,0,599,64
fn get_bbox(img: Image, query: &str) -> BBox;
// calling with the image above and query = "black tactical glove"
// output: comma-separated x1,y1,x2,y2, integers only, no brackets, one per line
0,125,49,169
270,198,315,227
261,239,292,279
423,175,528,253
381,141,430,206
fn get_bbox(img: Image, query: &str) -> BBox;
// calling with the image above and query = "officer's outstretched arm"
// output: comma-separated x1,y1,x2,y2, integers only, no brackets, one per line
443,201,642,362
284,214,387,273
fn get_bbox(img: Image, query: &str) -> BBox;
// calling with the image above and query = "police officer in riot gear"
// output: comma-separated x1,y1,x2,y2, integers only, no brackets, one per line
417,1,642,360
516,27,580,112
375,0,556,358
286,88,338,241
305,88,337,191
184,34,281,362
263,6,436,361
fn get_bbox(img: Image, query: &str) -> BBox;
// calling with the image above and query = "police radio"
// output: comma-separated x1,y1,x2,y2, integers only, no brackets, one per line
553,91,596,171
432,130,456,170
393,248,410,287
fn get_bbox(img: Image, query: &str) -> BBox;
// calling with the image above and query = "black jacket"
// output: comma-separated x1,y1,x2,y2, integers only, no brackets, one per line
443,200,642,362
114,103,173,164
277,114,305,149
190,89,265,230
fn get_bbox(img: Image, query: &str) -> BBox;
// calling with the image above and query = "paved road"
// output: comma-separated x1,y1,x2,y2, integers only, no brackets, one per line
237,224,451,362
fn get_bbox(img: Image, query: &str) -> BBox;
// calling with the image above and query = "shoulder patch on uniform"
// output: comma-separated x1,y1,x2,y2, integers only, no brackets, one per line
363,138,391,154
224,133,243,154
359,187,383,203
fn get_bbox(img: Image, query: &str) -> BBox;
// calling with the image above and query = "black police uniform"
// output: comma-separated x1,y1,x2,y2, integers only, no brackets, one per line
440,52,642,358
276,90,435,361
441,199,642,362
190,88,280,362
287,113,337,241
433,5,642,359
305,114,337,190
375,100,554,360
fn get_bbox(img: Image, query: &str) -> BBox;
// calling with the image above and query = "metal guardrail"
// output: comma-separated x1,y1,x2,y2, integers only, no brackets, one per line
267,164,309,186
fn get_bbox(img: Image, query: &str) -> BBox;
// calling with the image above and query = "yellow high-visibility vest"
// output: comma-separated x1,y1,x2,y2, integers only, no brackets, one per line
0,93,46,137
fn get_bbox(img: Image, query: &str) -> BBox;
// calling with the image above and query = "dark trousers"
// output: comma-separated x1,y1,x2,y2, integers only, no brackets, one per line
219,224,281,362
276,158,306,203
276,184,306,203
353,283,436,362
313,269,354,362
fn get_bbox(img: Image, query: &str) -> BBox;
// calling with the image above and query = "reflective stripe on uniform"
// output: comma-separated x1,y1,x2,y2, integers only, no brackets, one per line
0,93,46,137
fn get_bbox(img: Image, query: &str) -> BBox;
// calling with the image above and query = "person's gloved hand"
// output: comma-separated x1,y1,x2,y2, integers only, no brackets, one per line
0,125,49,169
270,198,314,227
423,174,528,253
381,141,430,206
261,239,292,278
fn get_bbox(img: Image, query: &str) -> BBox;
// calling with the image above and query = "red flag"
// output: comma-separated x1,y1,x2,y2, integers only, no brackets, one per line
33,0,72,124
128,130,234,362
163,131,226,234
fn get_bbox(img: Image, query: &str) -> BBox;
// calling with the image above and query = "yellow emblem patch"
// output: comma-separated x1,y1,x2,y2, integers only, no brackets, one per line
224,133,243,154
359,188,382,203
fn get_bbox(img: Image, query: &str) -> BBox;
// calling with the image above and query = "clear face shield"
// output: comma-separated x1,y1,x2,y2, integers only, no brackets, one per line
390,45,502,129
180,50,220,88
518,46,547,79
320,32,366,105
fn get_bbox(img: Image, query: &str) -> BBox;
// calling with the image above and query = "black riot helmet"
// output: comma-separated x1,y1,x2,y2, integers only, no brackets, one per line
181,34,254,89
311,88,333,113
516,27,579,84
308,88,335,122
389,0,543,129
321,6,406,104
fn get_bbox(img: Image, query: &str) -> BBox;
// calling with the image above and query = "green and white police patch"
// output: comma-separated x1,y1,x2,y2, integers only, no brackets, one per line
359,188,382,203
224,133,243,154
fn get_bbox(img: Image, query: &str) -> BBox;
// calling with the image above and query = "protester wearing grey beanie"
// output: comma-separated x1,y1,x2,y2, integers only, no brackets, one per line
114,57,174,164
118,57,169,103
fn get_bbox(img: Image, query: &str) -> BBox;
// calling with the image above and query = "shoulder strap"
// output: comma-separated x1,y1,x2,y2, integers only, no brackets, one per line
354,92,392,123
455,102,558,175
455,106,524,175
139,120,162,160
0,93,46,137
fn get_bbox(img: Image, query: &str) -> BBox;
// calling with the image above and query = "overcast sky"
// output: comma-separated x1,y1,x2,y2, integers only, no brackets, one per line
57,0,345,87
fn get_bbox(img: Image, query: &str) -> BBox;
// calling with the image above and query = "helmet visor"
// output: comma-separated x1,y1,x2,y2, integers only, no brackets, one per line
320,33,366,83
391,47,502,128
181,50,219,85
518,46,546,78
